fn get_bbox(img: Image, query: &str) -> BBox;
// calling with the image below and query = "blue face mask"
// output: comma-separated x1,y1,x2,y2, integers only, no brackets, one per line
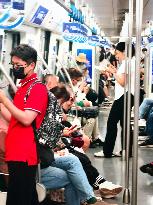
13,66,27,79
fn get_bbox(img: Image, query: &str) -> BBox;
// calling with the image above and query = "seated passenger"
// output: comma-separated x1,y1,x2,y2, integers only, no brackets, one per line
61,90,122,198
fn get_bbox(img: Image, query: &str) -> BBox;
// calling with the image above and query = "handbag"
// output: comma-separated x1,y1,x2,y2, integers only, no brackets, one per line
36,143,54,168
72,106,99,119
71,131,84,148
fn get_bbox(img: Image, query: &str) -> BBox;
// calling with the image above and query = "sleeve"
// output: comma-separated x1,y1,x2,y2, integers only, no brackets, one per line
24,84,48,113
118,61,126,74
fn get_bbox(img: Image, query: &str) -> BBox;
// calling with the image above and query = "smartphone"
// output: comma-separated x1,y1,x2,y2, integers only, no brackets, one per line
69,125,77,130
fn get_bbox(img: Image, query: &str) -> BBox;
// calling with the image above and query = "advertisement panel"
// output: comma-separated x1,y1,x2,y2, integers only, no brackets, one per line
77,49,92,78
63,22,88,43
30,5,49,25
13,0,25,10
0,0,11,9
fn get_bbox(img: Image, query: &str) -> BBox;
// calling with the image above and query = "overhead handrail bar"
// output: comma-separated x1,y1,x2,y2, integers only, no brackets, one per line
55,54,74,92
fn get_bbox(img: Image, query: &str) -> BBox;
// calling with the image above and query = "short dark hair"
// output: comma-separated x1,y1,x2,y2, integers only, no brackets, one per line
50,84,70,102
10,44,37,65
116,42,135,57
68,68,82,80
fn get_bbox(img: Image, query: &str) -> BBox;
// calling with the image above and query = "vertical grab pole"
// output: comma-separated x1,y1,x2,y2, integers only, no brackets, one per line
131,0,143,205
123,0,133,203
122,42,128,161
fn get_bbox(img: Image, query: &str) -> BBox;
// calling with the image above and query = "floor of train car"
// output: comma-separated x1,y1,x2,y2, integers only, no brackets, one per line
86,105,153,205
42,105,153,205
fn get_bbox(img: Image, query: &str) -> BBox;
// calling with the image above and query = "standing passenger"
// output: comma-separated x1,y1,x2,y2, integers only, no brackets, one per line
94,42,135,157
0,44,48,205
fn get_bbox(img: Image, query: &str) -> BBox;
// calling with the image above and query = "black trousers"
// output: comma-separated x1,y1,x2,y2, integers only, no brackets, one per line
6,161,39,205
69,149,100,187
103,93,134,157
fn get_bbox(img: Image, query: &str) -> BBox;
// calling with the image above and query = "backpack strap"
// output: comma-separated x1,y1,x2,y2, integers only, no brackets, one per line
24,80,42,104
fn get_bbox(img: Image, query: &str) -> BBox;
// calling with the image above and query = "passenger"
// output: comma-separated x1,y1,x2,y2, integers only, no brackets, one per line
43,73,59,90
44,73,91,151
68,68,92,107
61,91,123,198
0,44,48,205
139,106,153,147
139,98,153,120
40,84,98,205
94,42,135,158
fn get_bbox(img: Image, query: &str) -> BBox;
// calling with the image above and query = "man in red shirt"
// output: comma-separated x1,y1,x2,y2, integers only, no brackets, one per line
0,44,48,205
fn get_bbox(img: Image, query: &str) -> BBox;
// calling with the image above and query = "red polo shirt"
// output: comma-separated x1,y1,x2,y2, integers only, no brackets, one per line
5,74,48,165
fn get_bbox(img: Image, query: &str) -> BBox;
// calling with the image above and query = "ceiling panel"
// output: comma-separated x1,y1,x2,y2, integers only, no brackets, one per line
84,0,153,37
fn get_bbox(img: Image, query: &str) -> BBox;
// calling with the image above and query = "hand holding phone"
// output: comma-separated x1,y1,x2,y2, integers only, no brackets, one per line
69,125,77,130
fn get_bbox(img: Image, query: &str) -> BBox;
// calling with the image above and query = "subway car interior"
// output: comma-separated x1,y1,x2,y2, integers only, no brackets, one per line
0,0,153,205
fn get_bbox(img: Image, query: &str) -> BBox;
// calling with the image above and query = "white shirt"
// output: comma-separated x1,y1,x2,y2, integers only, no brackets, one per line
115,57,135,100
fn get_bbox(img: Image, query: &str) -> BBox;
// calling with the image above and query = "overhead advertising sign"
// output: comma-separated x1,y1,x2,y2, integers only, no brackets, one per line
13,0,25,10
30,5,49,25
0,0,11,9
63,22,88,43
88,35,100,46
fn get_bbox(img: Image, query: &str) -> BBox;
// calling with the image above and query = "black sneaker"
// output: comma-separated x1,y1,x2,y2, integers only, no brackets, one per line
140,163,153,173
139,139,153,147
139,130,147,136
94,138,104,147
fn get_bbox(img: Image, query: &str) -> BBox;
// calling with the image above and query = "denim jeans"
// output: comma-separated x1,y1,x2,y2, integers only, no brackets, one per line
41,154,94,205
41,166,81,205
139,98,153,119
146,107,153,142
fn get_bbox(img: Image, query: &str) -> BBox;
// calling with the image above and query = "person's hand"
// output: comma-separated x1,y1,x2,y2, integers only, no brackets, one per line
83,100,92,107
0,89,7,104
55,150,69,156
63,126,77,137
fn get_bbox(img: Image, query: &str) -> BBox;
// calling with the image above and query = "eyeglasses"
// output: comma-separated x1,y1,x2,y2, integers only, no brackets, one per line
9,62,28,69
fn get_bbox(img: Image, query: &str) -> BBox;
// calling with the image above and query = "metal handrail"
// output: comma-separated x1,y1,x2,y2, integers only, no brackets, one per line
0,62,17,93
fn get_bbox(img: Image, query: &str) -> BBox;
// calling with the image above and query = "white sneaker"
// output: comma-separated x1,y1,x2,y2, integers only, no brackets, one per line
99,181,122,198
94,151,104,157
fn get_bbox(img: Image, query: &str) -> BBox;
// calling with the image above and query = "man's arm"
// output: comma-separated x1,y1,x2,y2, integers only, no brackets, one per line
0,90,38,126
0,103,11,122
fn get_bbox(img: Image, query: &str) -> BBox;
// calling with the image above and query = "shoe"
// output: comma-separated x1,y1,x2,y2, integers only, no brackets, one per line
99,181,122,199
90,202,118,205
81,201,118,205
87,197,97,204
139,139,153,147
90,141,98,148
93,138,104,147
94,151,121,158
139,130,147,136
140,162,153,173
114,151,122,157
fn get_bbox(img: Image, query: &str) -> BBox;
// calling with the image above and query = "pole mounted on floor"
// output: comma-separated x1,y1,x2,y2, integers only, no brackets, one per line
131,0,143,205
123,0,133,203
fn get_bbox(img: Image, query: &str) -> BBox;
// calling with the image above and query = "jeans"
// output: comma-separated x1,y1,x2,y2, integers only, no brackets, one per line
41,154,94,205
139,98,153,119
41,166,81,205
146,107,153,142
